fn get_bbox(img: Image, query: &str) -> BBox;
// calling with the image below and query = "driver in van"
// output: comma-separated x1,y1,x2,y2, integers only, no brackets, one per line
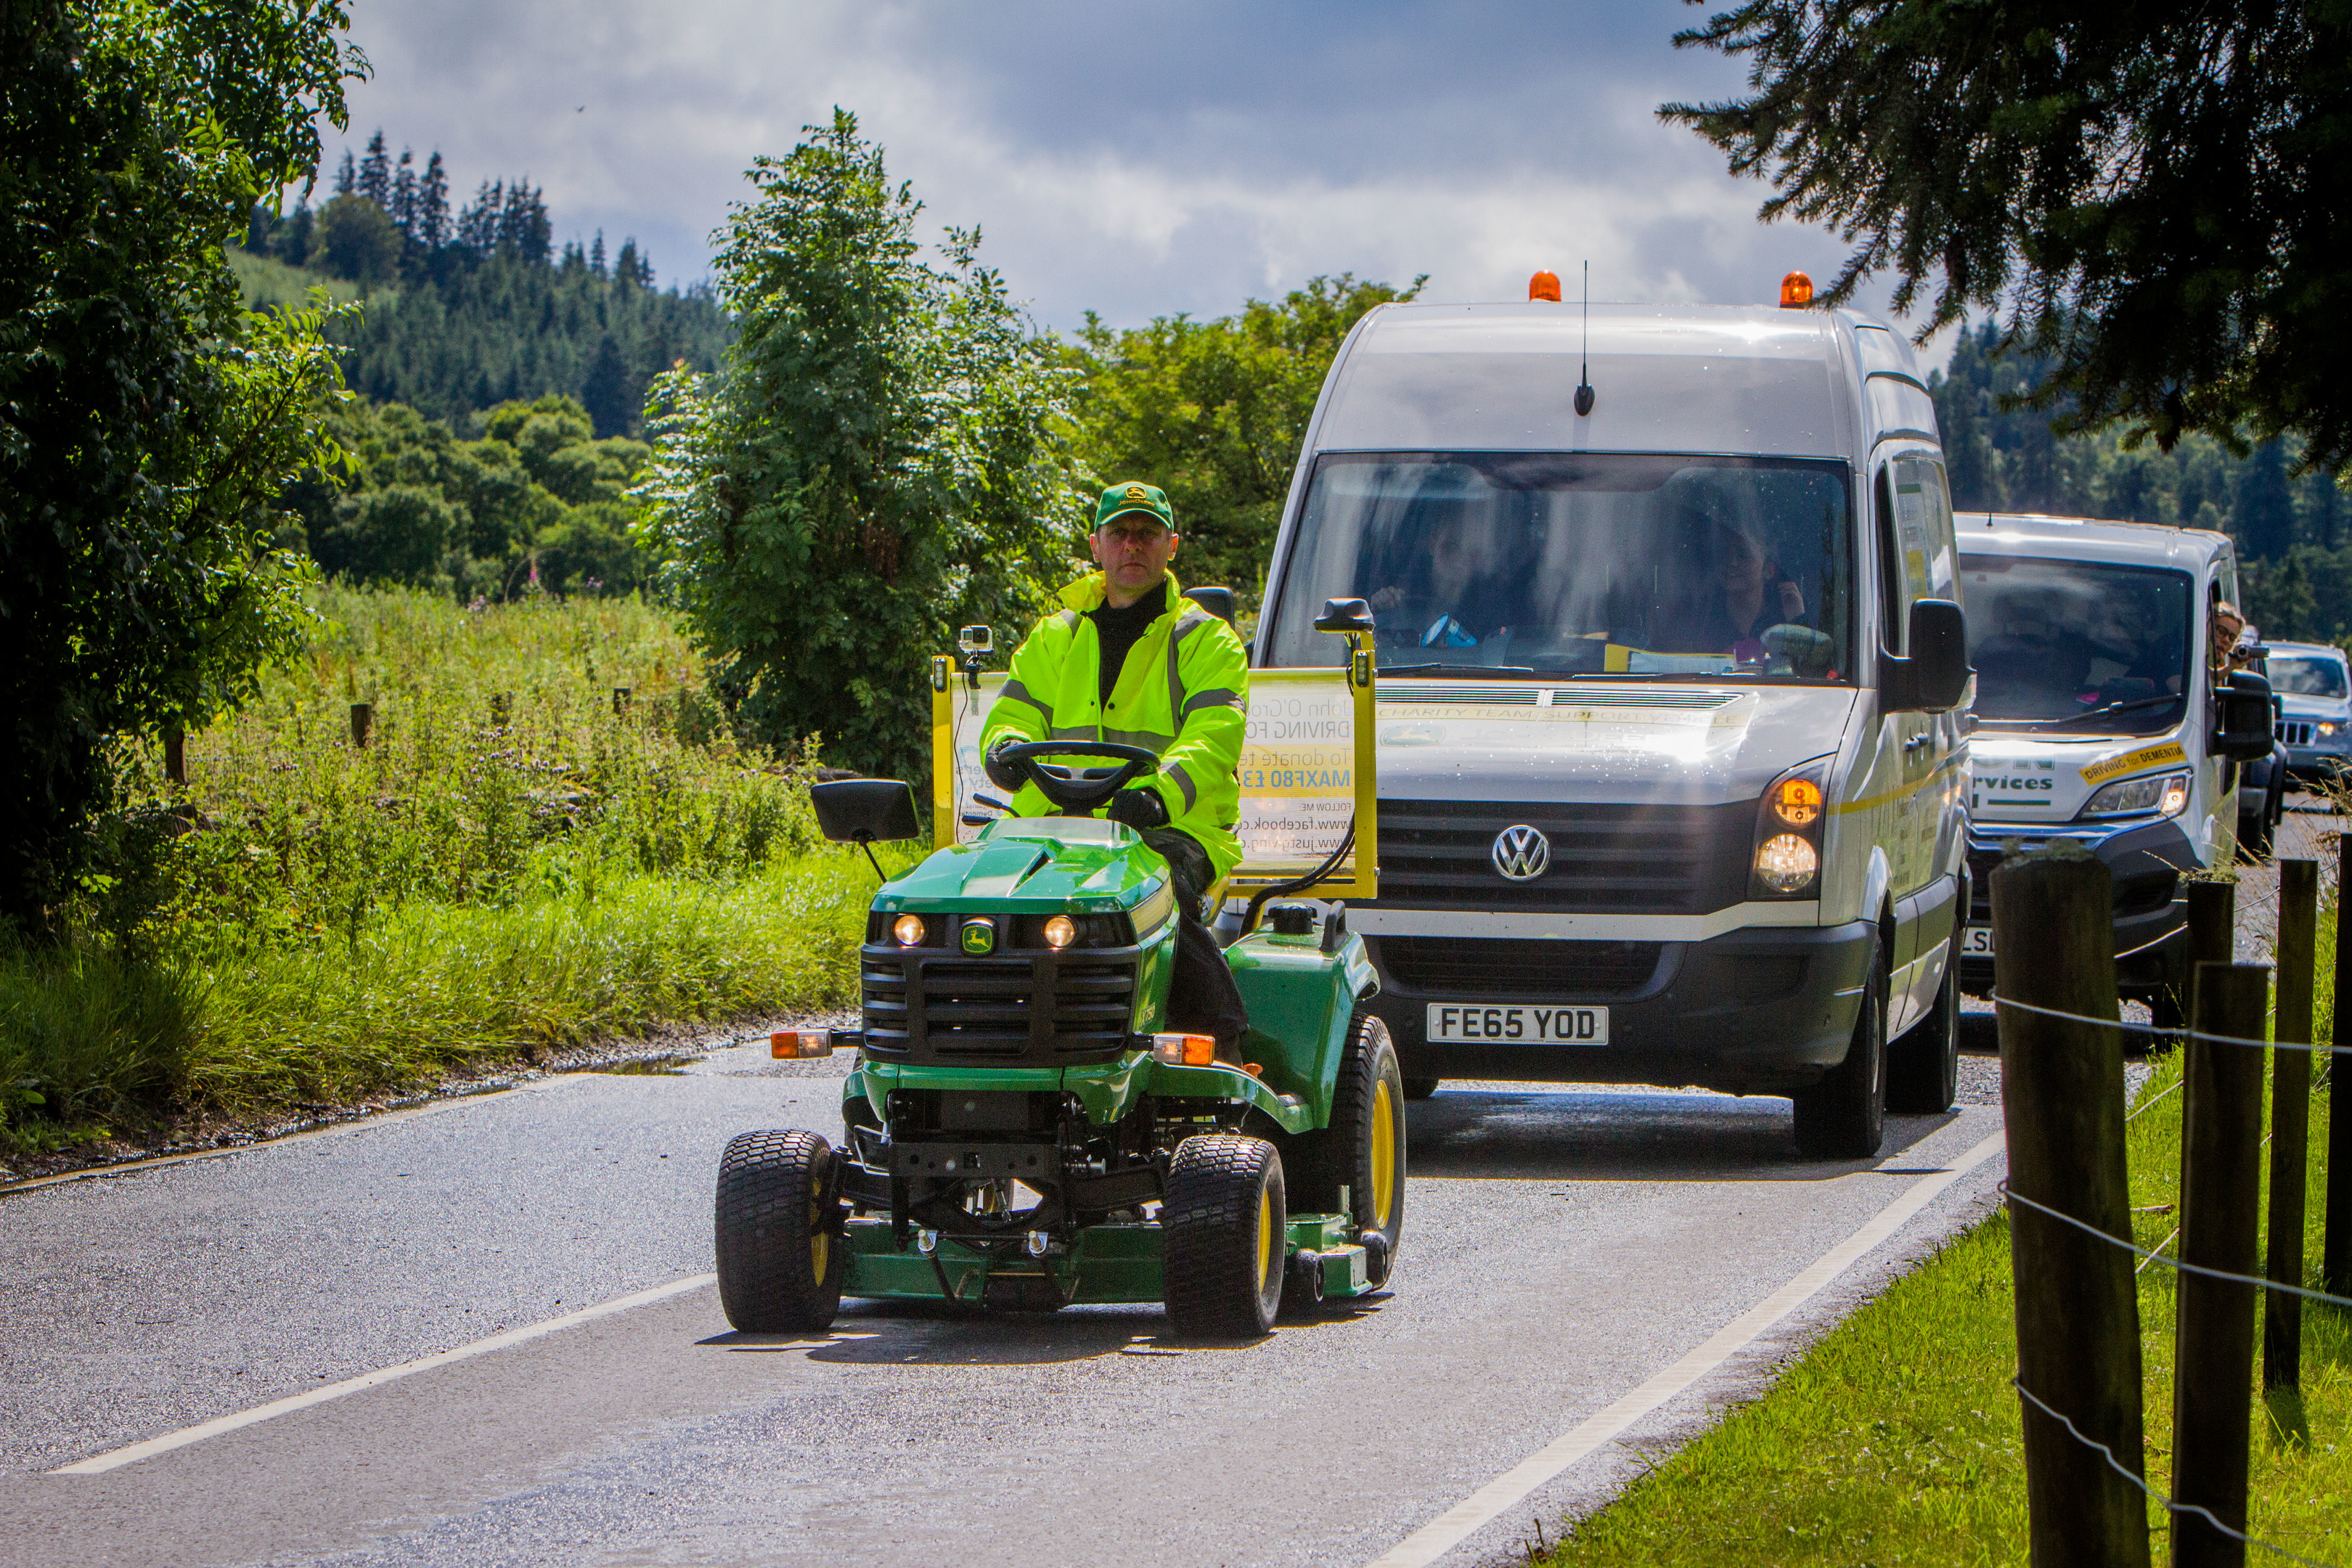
1363,507,1517,648
1654,518,1806,658
979,480,1251,1057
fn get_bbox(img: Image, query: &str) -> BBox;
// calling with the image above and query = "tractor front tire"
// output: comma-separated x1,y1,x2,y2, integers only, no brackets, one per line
1287,1010,1406,1286
1162,1133,1286,1339
715,1129,843,1334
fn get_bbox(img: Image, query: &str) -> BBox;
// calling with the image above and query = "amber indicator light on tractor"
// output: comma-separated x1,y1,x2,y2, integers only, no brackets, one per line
1779,271,1813,308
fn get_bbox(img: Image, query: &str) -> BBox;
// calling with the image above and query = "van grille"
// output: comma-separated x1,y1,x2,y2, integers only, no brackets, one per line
1373,936,1663,997
860,947,1138,1066
1366,798,1755,915
2280,720,2315,746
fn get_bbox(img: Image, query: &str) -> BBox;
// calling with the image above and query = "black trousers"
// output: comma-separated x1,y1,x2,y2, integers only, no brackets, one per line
1141,828,1250,1058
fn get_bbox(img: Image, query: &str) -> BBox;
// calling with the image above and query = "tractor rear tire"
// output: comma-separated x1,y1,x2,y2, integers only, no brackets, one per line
1162,1133,1286,1339
1286,1010,1406,1286
715,1129,842,1333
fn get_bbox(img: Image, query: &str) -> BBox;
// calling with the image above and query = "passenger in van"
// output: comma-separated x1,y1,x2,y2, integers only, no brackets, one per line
1362,508,1519,647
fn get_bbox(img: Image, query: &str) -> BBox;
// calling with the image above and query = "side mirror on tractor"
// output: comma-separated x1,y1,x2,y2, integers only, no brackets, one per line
812,779,921,845
1314,597,1376,636
2215,671,2279,761
1881,600,1970,714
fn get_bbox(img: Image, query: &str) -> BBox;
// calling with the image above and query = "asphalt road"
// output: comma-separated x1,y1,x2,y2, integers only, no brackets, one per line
2,1015,2017,1568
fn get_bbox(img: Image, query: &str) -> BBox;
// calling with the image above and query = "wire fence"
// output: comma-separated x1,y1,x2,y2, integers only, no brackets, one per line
1999,1182,2352,1313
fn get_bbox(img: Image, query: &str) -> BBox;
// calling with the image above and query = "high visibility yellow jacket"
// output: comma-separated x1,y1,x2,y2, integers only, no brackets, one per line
982,571,1249,880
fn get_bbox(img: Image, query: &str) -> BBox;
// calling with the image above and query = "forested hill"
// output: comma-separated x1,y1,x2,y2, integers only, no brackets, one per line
1930,321,2347,639
239,131,732,436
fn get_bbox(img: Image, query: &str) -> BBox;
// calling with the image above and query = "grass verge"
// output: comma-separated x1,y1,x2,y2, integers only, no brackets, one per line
1540,1048,2349,1566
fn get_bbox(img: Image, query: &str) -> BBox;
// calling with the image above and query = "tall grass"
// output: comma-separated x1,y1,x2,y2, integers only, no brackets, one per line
3,587,882,1148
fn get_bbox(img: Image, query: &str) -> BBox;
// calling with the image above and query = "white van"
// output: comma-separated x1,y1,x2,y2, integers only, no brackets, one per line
1955,515,2283,1024
1249,285,1972,1157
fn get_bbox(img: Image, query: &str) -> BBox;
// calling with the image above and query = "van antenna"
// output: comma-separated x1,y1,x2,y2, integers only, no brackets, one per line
1574,261,1595,417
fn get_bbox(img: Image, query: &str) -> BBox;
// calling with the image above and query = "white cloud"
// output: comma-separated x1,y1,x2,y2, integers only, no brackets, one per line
320,0,1947,348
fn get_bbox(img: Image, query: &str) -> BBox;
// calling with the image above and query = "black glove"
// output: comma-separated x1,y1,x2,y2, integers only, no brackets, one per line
984,735,1025,792
1105,785,1169,832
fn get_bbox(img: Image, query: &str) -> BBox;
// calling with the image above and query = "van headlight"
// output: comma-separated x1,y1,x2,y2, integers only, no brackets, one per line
2078,770,2191,820
1750,759,1832,899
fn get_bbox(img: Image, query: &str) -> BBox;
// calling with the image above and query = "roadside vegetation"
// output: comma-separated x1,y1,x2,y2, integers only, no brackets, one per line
0,587,880,1156
1541,988,2348,1564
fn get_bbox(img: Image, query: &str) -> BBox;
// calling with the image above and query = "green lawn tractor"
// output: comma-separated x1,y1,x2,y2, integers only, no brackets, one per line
714,615,1399,1338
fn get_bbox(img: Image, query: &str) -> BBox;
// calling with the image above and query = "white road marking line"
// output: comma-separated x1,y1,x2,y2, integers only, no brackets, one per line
1364,1126,2008,1568
52,1273,721,1475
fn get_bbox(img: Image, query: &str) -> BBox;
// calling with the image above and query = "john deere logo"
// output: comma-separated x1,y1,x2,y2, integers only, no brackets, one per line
960,919,996,955
1124,483,1148,502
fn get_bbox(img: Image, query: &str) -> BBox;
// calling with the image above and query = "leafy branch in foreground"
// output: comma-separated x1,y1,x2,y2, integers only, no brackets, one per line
0,0,366,936
1662,1,2352,470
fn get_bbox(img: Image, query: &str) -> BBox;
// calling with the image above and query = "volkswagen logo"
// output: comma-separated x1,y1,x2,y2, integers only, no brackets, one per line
1491,825,1551,881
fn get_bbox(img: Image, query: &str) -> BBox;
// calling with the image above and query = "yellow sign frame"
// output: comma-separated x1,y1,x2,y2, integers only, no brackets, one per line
928,645,1377,899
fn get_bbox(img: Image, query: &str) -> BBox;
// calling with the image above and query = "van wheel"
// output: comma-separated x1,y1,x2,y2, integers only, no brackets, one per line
1402,1077,1441,1101
1887,947,1959,1114
1793,948,1887,1159
1285,1011,1405,1286
1162,1134,1287,1339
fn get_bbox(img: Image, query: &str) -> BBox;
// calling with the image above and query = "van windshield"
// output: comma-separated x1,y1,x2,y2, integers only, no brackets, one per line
1262,452,1855,680
2271,656,2348,699
1959,555,2193,735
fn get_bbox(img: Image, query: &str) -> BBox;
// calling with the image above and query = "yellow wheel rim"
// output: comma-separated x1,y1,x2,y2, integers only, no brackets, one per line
1257,1188,1276,1294
1370,1077,1397,1229
809,1186,830,1280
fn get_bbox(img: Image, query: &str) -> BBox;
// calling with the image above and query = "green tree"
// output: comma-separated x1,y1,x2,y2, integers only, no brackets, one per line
1665,1,2352,470
0,0,362,934
640,110,1081,780
1067,273,1422,599
313,192,400,285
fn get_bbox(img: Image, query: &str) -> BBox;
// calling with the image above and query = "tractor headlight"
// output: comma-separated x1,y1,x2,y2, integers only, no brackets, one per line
1749,759,1831,899
893,914,926,947
2079,770,2191,820
1042,915,1077,949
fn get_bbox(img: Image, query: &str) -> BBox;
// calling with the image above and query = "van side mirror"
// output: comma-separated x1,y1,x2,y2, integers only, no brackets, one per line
811,779,921,844
1183,586,1237,625
1881,599,1970,713
1315,597,1376,635
2215,671,2278,761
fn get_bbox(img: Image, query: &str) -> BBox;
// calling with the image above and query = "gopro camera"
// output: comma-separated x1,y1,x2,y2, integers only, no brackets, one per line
957,625,993,656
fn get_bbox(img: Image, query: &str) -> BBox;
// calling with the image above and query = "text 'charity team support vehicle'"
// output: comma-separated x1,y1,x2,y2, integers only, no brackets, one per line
1249,270,1972,1159
1955,514,2288,1026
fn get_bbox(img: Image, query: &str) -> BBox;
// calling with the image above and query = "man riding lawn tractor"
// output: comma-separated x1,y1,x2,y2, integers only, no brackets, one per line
712,481,1406,1338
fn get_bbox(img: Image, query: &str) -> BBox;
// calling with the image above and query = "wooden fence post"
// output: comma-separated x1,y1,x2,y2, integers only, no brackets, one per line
163,726,186,788
613,686,631,715
2173,961,2270,1568
2182,879,2236,1046
349,702,373,749
2328,836,2352,1300
489,692,511,727
2266,859,2315,1394
1993,847,2150,1568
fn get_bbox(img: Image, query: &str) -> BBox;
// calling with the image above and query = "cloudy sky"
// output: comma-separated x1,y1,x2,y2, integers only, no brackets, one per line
323,0,1946,352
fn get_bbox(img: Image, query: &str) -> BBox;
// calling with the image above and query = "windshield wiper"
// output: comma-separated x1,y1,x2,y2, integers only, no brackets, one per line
1979,694,2183,727
1379,663,1538,679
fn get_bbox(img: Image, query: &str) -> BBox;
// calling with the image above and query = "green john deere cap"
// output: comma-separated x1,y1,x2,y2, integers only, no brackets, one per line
1094,480,1175,533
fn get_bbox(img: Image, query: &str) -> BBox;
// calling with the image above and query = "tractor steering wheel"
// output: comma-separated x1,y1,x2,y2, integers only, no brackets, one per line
993,741,1159,815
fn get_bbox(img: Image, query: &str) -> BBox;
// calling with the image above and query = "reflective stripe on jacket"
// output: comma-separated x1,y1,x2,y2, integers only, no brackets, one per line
981,570,1249,879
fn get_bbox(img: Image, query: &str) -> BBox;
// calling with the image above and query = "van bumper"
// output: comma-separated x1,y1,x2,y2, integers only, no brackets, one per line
1369,918,1877,1096
1960,817,2198,1003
